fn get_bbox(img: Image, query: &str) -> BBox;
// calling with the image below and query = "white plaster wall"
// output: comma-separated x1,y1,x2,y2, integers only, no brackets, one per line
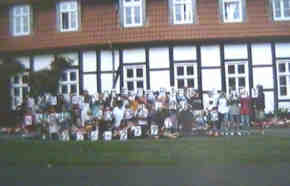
100,50,119,71
149,47,170,69
275,43,290,58
83,74,97,95
224,44,248,60
83,51,97,72
150,71,170,91
251,43,272,65
33,55,54,71
201,45,221,67
123,48,146,63
173,46,196,61
16,57,30,69
252,67,274,89
265,91,274,113
202,69,222,91
101,73,113,92
59,52,79,66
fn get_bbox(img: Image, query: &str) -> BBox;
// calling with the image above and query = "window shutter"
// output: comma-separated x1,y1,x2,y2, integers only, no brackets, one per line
119,0,124,27
9,6,14,36
268,0,274,21
142,0,146,25
192,0,197,23
56,2,61,31
29,5,33,35
77,0,81,31
168,0,174,24
219,0,225,23
241,0,247,22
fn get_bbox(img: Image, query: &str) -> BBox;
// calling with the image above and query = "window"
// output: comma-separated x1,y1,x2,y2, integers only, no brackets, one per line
225,62,248,94
221,0,244,23
172,0,195,24
277,61,290,98
57,1,79,32
174,63,197,89
59,69,79,95
11,5,32,36
11,72,30,110
273,0,290,21
121,0,144,27
124,65,146,91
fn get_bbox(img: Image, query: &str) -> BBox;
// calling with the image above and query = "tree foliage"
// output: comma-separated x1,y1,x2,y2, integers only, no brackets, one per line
0,57,25,81
29,56,73,96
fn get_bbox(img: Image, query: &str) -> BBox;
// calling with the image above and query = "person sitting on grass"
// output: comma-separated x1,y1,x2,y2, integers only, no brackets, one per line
161,116,179,139
22,108,35,136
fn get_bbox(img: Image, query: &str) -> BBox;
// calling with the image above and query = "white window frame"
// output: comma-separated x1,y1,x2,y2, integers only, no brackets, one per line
11,72,30,110
272,0,290,21
222,0,243,23
174,63,198,89
122,0,144,27
277,60,290,99
58,0,79,32
59,69,79,95
11,4,31,36
124,65,146,91
172,0,194,24
225,62,249,95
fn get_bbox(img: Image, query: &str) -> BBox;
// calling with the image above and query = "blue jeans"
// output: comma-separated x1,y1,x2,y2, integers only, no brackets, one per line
240,114,250,127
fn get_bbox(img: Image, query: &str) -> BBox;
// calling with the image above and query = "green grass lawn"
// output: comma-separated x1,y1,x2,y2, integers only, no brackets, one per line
1,135,290,167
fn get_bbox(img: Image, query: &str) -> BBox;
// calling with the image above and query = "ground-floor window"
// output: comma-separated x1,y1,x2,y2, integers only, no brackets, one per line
124,65,146,91
59,69,79,95
225,62,248,94
277,60,290,99
174,63,197,89
11,72,30,109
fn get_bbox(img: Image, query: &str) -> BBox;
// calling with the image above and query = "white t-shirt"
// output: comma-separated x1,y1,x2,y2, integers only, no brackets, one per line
218,97,229,114
112,106,125,128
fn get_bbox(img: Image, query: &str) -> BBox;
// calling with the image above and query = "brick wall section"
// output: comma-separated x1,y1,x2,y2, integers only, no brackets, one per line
1,0,290,53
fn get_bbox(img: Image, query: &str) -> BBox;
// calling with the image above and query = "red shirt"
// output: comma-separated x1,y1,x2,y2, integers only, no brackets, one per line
240,97,251,115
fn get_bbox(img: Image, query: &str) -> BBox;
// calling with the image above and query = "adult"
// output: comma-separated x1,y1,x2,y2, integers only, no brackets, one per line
240,89,251,130
217,92,230,130
178,105,194,137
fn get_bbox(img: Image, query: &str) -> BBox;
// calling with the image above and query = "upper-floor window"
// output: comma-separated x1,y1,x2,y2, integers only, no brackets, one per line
171,0,195,24
11,5,32,36
121,0,145,27
221,0,245,23
57,0,79,32
273,0,290,21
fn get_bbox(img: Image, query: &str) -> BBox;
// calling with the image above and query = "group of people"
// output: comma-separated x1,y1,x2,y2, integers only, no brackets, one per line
17,85,265,141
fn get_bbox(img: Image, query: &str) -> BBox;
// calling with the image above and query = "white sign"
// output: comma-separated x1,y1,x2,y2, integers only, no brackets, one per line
104,131,112,141
24,115,33,126
151,125,159,136
76,131,84,141
61,130,70,141
90,129,99,141
120,129,128,141
133,126,142,137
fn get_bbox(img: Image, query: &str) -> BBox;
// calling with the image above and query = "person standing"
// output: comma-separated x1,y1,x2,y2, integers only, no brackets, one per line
255,85,265,134
217,92,230,130
240,89,251,130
